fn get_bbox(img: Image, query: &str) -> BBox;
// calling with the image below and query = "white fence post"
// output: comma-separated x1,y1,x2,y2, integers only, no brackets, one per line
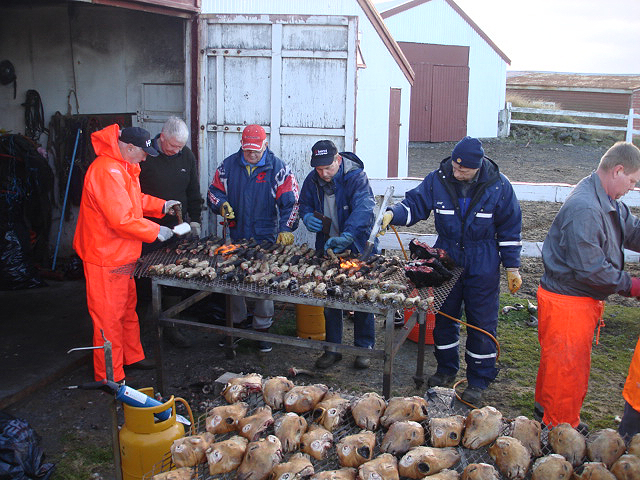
627,108,635,142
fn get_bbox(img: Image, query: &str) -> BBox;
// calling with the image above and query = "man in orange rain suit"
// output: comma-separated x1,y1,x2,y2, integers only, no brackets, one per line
73,125,181,382
535,141,640,429
619,337,640,442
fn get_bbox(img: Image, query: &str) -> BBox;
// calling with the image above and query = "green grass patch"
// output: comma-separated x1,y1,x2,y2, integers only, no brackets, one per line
271,308,297,337
52,432,113,480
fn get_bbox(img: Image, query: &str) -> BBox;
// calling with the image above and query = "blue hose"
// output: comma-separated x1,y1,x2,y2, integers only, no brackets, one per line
52,128,81,271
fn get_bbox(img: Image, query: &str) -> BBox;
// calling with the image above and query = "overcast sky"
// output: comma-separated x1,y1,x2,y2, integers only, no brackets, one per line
379,0,640,74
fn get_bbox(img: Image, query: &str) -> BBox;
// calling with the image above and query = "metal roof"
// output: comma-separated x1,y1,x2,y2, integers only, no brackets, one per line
357,0,415,85
507,71,640,92
377,0,510,64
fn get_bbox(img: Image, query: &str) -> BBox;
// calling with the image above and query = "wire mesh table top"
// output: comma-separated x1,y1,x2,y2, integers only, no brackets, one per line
115,243,463,315
143,383,579,480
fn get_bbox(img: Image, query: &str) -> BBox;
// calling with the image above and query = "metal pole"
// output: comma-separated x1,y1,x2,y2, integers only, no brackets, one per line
415,310,427,384
382,308,395,399
152,278,166,395
52,128,82,270
103,337,124,480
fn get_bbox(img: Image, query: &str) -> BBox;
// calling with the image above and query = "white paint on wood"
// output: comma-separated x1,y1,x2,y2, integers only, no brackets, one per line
508,105,640,139
198,2,412,184
512,106,629,120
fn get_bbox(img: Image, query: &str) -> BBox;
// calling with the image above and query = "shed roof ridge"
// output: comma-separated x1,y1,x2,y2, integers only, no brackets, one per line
359,0,415,85
378,0,511,64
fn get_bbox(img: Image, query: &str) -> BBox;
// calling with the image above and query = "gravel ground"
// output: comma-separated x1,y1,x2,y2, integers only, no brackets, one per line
6,135,639,479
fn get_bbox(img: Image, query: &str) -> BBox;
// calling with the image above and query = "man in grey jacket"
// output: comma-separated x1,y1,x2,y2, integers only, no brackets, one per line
535,141,640,429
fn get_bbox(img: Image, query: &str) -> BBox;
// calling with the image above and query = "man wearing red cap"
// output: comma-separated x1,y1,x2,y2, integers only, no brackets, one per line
74,125,182,382
207,124,299,352
379,136,523,404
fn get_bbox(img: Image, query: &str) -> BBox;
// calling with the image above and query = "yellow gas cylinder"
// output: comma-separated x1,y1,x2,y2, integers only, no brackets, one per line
119,387,187,480
296,304,325,340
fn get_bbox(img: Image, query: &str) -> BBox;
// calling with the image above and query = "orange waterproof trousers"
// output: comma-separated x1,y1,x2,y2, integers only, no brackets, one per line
84,262,144,382
535,286,604,428
623,337,640,411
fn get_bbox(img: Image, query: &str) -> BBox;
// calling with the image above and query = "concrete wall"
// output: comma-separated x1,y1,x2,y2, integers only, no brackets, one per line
0,4,186,257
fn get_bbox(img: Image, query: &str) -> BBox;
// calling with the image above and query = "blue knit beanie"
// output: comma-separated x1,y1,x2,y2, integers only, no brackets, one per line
451,136,484,169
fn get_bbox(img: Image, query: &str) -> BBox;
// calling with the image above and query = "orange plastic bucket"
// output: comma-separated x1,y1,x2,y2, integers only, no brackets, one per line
404,308,435,344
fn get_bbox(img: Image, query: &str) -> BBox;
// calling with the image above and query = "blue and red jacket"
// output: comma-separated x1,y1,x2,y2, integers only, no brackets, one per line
299,152,377,255
207,148,299,242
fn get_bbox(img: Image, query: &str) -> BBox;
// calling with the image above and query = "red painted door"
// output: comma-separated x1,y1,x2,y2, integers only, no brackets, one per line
409,63,433,142
398,42,469,142
387,88,402,177
430,65,469,142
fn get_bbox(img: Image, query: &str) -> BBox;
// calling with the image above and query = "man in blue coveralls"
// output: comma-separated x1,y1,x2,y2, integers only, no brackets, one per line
299,140,378,370
380,136,523,404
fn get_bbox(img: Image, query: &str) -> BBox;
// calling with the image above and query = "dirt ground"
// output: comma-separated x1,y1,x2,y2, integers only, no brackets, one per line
6,135,640,479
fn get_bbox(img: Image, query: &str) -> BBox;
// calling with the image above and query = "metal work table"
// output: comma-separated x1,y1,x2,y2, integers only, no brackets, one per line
150,276,433,399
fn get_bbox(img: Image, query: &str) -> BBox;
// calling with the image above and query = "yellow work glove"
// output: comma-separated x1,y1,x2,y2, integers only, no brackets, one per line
221,201,235,220
277,232,294,245
506,268,522,294
377,211,394,236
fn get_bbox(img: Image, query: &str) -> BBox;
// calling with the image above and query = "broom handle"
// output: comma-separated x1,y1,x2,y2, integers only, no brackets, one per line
52,128,81,270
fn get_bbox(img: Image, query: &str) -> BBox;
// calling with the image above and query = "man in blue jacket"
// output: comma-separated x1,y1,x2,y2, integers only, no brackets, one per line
208,125,299,352
299,140,377,369
380,136,522,403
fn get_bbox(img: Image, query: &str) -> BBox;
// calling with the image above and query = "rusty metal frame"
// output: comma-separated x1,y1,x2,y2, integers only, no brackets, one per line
151,278,430,399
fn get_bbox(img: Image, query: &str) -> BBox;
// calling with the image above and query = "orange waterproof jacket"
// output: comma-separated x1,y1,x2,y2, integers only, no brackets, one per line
623,337,640,410
73,124,165,266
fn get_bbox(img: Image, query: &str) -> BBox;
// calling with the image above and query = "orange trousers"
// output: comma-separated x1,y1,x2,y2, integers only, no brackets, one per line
84,262,144,382
623,337,640,410
535,286,604,428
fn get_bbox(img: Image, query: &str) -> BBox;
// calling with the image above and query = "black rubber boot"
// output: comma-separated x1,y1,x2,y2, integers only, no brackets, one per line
315,351,342,369
427,372,456,388
460,385,485,406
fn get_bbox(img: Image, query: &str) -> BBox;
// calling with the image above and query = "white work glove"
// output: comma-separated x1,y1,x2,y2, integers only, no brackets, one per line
190,222,201,237
163,200,181,214
157,226,174,242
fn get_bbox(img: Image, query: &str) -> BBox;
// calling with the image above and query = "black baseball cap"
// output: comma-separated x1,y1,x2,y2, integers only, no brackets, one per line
311,140,338,167
120,127,159,156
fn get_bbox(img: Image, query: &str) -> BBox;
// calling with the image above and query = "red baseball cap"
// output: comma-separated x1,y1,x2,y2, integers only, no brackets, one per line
241,125,266,151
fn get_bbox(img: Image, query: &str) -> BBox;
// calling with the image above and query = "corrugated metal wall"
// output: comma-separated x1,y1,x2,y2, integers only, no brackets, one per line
507,88,630,114
381,0,507,139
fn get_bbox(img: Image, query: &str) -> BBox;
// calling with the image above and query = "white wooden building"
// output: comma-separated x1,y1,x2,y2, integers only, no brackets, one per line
198,0,416,239
198,0,414,185
377,0,511,140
